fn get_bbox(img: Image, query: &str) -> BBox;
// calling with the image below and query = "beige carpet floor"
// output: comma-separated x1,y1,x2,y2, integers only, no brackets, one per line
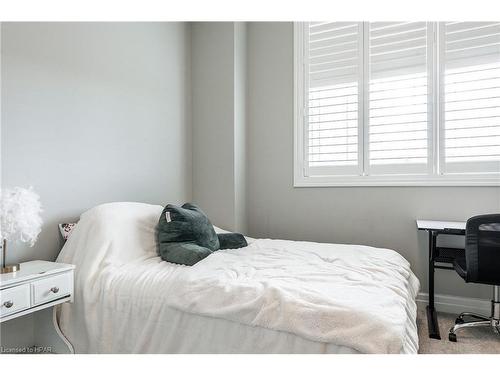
417,306,500,354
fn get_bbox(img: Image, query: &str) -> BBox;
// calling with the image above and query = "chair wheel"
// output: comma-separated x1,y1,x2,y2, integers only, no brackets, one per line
449,333,457,342
455,318,464,324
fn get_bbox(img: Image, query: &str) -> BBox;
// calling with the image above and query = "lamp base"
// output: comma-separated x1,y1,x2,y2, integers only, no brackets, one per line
1,263,21,274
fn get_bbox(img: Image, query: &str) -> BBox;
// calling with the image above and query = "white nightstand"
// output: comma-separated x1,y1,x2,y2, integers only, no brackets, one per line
0,260,75,353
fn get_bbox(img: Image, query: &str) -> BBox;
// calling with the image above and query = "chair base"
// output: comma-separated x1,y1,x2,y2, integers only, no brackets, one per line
449,286,500,342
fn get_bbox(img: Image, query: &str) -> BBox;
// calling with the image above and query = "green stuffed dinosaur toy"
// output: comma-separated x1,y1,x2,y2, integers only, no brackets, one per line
157,203,248,266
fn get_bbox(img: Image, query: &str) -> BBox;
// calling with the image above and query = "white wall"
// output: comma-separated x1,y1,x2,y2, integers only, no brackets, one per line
191,22,247,232
1,22,192,263
1,22,192,350
246,22,500,300
234,22,248,233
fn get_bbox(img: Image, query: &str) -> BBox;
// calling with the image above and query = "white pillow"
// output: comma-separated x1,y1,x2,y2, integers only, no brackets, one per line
57,202,164,266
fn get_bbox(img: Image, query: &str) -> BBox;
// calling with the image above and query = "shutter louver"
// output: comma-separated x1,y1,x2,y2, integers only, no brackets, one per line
368,22,431,174
441,22,500,174
306,22,362,174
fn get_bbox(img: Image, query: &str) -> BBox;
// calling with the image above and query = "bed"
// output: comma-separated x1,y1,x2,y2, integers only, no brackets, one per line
56,202,420,354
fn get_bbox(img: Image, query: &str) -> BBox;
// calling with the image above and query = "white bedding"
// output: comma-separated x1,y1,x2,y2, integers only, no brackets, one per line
56,202,419,354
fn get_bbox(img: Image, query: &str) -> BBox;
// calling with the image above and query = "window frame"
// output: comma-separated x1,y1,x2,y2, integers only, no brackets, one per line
294,22,500,187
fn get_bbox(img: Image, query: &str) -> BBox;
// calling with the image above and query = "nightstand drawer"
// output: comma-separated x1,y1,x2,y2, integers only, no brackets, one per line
1,284,31,318
32,272,72,306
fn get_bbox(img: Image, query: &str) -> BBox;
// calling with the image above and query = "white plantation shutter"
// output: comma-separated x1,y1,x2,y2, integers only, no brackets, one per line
295,22,500,185
440,22,500,174
368,22,432,174
305,22,363,175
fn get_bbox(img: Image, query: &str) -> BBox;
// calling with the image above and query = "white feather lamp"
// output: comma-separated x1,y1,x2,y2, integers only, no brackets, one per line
0,187,43,273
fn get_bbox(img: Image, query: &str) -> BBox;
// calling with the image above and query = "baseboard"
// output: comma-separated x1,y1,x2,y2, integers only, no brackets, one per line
417,292,491,316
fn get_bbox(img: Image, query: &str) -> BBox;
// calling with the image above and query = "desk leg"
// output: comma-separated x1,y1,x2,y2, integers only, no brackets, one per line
426,230,441,340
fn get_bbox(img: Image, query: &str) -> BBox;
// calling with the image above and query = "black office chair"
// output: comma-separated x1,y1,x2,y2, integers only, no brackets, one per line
449,214,500,342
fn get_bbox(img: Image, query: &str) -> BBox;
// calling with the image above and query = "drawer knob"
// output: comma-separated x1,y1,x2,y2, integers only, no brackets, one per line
3,301,14,308
50,287,60,294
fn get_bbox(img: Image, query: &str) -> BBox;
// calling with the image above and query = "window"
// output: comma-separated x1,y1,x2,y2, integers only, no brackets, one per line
306,22,362,176
440,22,500,174
294,22,500,186
367,22,432,175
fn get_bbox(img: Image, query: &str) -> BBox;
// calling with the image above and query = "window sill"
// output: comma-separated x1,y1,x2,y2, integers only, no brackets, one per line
293,174,500,187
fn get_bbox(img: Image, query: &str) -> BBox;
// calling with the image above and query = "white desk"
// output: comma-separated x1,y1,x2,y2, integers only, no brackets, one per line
417,220,466,233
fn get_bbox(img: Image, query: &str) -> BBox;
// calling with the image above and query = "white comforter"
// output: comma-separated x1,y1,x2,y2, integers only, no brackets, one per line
56,202,419,354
